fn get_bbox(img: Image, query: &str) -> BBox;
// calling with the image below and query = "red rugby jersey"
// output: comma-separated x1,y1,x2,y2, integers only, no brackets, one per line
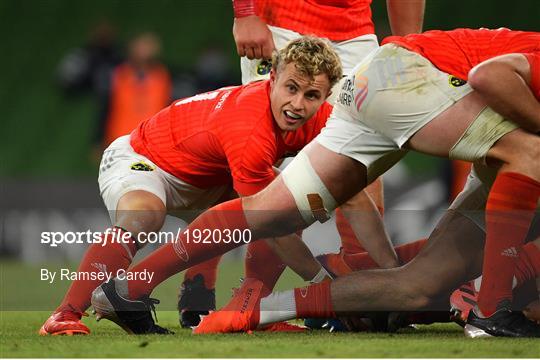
255,0,374,41
130,81,332,196
383,28,540,99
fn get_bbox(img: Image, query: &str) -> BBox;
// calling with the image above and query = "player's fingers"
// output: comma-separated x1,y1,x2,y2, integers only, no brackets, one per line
253,46,263,59
237,44,246,57
245,47,256,60
262,44,273,59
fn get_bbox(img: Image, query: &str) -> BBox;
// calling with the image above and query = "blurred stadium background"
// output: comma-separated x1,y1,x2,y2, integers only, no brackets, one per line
1,0,538,310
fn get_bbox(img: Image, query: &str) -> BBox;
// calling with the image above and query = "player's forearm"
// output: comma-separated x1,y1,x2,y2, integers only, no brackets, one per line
265,234,327,282
340,191,399,268
386,0,425,36
469,55,540,133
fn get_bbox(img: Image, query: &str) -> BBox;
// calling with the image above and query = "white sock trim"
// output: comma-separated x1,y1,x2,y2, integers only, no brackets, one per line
310,266,331,283
259,290,296,326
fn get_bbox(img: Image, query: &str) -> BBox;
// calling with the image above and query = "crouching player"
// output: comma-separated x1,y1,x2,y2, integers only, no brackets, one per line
40,36,343,335
92,28,540,337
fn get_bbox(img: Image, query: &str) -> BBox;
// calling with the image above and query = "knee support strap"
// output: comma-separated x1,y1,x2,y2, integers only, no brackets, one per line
281,151,338,224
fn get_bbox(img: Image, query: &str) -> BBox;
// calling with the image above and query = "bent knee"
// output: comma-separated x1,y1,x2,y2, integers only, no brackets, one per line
115,190,166,235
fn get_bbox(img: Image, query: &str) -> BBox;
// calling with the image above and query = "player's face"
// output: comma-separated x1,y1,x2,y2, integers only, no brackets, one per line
269,62,331,132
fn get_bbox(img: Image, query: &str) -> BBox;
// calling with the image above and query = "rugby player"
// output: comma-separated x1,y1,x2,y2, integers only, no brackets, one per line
179,0,426,326
92,28,540,337
40,36,342,335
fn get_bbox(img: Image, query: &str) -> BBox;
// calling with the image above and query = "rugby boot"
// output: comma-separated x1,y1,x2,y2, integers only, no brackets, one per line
465,307,540,338
258,321,307,332
450,281,478,326
91,278,172,334
177,274,216,328
39,310,90,336
193,278,263,334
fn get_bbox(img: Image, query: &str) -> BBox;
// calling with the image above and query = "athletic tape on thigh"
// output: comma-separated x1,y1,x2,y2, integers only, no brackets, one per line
449,106,518,163
281,151,338,224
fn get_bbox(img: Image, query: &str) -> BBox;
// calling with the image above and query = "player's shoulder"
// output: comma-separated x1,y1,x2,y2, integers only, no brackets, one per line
216,80,273,130
234,80,271,109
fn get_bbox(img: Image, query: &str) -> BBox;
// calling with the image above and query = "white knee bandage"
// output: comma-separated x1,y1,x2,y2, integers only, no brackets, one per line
281,151,338,224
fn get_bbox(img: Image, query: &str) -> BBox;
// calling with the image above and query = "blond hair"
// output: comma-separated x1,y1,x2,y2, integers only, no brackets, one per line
272,36,343,88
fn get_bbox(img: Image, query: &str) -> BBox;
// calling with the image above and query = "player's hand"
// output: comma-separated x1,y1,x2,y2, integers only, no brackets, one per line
233,15,275,60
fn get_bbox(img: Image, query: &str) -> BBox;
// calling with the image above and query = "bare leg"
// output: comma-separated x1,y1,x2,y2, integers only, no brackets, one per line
330,210,485,312
115,190,167,241
243,141,370,238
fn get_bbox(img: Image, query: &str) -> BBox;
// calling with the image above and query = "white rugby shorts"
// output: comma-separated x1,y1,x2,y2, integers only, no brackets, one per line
316,44,474,183
98,136,229,222
240,25,379,84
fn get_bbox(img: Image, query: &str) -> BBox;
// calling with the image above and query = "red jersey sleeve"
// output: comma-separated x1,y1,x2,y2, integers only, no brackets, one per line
524,52,540,100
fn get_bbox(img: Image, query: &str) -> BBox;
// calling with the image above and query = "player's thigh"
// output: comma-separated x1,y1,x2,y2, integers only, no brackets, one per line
485,128,540,179
98,136,168,230
244,141,368,238
403,210,485,299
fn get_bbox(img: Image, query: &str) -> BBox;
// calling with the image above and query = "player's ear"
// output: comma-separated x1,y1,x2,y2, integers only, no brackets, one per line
270,67,276,84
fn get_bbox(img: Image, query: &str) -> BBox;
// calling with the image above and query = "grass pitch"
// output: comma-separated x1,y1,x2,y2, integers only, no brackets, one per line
1,261,539,358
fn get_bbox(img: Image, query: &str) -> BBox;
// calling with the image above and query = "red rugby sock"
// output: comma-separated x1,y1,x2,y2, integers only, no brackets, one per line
514,242,540,286
128,199,249,299
478,172,540,316
335,208,366,254
245,241,286,296
294,281,335,318
343,238,427,270
57,227,137,314
395,238,427,264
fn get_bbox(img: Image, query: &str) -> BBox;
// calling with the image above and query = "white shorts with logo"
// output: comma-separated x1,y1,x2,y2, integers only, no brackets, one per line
240,25,379,84
98,136,229,222
316,44,474,183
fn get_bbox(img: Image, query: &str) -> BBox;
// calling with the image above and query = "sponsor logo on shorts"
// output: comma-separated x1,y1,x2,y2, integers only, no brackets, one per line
130,161,155,171
338,77,355,107
256,60,272,76
449,75,467,87
354,74,369,110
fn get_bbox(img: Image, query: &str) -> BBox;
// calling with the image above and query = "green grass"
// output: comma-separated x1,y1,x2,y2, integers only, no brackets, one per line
1,312,538,358
1,261,539,358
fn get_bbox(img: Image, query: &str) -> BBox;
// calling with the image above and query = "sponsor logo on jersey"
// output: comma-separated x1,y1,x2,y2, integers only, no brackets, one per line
130,161,155,171
449,75,467,87
256,60,272,76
